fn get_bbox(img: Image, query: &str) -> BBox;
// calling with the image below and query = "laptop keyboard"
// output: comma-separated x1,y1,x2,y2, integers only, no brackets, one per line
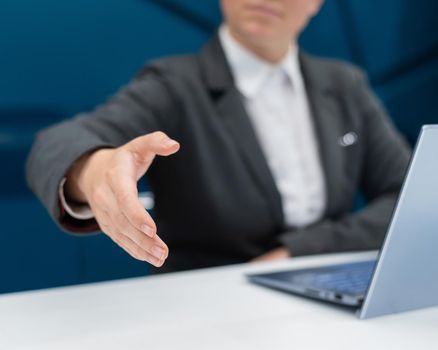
291,261,375,295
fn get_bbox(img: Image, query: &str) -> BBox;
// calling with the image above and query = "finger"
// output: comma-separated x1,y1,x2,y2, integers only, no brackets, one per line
96,210,165,267
114,230,165,267
107,173,157,238
108,196,169,260
95,211,140,259
115,232,165,267
126,131,180,166
120,220,169,261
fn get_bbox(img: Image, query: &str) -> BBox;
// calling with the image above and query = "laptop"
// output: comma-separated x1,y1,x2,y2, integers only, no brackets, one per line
248,125,438,319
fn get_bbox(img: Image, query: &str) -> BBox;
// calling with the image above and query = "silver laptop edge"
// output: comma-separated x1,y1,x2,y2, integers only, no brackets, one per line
359,125,438,319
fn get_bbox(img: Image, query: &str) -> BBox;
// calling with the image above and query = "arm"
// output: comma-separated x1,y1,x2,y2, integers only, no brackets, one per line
26,69,181,266
26,69,179,228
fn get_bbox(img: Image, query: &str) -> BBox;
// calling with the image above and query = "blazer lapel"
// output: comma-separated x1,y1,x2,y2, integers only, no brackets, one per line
199,35,284,227
198,37,350,225
300,53,347,217
217,88,284,226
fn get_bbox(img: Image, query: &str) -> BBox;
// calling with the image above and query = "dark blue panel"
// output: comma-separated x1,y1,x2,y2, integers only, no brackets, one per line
0,108,65,196
148,0,221,32
343,0,438,81
0,0,210,117
300,0,354,61
376,58,438,144
0,197,80,294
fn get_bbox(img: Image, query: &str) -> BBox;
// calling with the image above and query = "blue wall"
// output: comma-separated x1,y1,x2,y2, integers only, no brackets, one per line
1,0,437,293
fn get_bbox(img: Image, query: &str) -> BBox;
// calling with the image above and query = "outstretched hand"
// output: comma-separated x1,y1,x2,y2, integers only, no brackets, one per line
65,131,180,267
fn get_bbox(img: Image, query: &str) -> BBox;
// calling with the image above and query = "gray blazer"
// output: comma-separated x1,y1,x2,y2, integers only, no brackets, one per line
27,35,411,272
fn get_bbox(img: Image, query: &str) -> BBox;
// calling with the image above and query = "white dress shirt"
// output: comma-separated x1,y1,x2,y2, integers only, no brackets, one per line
219,26,326,228
61,26,326,228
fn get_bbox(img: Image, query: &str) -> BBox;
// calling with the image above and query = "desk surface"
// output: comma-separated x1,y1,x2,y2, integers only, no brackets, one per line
1,251,437,349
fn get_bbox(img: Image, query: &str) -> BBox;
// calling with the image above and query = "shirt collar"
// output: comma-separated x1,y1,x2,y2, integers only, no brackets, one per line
219,25,303,99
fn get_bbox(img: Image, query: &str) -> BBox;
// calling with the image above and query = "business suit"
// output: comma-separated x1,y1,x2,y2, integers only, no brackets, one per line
27,35,411,272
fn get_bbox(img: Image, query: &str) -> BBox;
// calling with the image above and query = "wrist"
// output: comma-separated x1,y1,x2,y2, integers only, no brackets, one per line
65,148,112,203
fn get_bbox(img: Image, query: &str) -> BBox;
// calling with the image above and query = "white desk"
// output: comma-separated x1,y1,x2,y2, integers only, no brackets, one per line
1,251,437,349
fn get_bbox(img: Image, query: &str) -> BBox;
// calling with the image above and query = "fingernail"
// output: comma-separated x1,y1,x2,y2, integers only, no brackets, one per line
141,225,154,238
164,139,178,147
151,245,166,260
153,257,164,267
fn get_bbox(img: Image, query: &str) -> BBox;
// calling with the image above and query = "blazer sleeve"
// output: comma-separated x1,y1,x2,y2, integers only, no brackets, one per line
26,67,181,233
278,70,412,256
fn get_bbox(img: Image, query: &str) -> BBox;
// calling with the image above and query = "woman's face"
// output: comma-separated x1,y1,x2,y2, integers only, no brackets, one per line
221,0,323,47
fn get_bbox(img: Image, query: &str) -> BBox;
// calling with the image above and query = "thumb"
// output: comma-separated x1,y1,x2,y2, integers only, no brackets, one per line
123,131,179,180
126,131,180,163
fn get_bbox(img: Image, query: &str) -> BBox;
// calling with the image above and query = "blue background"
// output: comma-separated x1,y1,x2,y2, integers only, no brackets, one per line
1,0,437,293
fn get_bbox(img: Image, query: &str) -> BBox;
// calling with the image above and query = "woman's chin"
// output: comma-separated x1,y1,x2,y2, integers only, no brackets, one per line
240,23,279,42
